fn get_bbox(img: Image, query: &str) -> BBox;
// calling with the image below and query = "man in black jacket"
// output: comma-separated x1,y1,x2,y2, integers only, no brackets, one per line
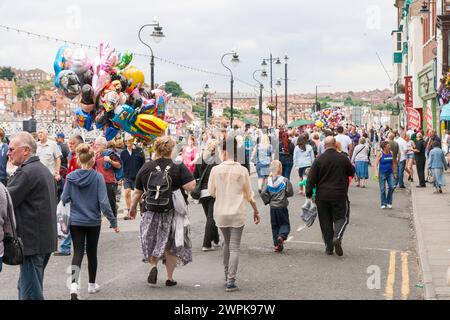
121,136,146,220
306,136,355,256
7,131,57,300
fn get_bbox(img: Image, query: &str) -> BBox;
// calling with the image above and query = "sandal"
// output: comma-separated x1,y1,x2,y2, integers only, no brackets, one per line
166,279,177,286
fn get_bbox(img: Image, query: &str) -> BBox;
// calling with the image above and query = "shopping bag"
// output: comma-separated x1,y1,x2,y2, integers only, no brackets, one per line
300,198,317,227
56,201,71,236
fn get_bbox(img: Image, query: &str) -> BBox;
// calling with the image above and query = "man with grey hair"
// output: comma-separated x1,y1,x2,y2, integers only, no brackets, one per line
6,131,57,300
36,128,62,182
306,136,355,257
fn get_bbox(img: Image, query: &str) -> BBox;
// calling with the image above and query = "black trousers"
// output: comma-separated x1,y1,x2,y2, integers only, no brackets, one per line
106,183,118,217
315,199,350,250
200,196,220,248
70,225,101,284
416,156,426,187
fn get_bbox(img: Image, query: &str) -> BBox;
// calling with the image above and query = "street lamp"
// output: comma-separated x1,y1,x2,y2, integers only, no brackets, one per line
419,1,435,17
261,54,282,121
138,18,165,90
221,50,240,128
203,84,209,127
314,85,331,113
253,69,265,128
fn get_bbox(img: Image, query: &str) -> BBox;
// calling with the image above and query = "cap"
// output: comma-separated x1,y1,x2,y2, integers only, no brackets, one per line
56,133,65,139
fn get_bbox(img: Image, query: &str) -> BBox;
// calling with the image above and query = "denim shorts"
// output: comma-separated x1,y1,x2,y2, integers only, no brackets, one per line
298,167,310,178
123,177,135,190
406,153,415,160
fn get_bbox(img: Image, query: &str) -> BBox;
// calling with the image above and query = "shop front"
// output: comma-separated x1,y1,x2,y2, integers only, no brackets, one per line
418,63,437,133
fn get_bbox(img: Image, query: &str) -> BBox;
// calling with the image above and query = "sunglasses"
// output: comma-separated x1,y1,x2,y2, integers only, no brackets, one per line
8,146,28,153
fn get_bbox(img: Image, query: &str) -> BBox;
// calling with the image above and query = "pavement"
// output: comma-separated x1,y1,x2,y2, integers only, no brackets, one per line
410,169,450,300
0,165,423,300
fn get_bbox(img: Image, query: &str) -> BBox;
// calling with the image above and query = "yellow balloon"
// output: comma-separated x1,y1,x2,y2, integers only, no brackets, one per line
135,114,168,135
122,66,145,92
315,120,324,128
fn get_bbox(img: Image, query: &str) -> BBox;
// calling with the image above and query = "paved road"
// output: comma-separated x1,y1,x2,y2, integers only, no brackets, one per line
0,166,423,300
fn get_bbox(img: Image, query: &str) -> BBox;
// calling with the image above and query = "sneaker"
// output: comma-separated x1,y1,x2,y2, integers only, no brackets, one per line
202,247,215,252
333,238,343,257
439,187,443,194
325,249,334,255
147,266,158,284
225,283,239,292
70,282,79,300
165,280,177,287
276,236,285,252
386,204,393,209
381,205,386,209
88,283,100,294
123,216,132,220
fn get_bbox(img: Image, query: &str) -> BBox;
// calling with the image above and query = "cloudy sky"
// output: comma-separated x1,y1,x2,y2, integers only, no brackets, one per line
0,0,396,96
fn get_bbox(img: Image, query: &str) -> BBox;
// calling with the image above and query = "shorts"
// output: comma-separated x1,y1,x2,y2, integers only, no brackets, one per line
256,163,270,178
407,154,415,160
298,167,310,178
123,177,136,190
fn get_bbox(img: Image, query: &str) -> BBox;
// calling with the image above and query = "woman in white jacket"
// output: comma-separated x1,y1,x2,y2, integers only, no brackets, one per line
293,134,315,195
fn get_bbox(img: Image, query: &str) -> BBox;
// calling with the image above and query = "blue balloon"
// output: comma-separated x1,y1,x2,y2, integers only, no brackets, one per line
73,107,93,131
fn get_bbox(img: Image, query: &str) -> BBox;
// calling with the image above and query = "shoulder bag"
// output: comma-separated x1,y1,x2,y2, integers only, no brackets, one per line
191,164,210,200
2,188,24,265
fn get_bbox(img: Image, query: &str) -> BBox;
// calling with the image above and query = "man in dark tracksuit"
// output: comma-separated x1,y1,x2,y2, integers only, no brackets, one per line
306,136,355,256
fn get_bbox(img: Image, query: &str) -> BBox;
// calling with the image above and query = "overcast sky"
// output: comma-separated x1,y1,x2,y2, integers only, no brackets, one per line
0,0,396,96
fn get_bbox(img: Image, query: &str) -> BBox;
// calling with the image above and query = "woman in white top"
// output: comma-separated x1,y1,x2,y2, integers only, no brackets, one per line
351,137,370,187
405,134,416,182
293,134,315,195
208,136,260,292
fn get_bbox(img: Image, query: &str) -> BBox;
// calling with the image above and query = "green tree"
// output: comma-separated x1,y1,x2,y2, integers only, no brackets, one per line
0,67,15,81
164,81,184,97
17,84,35,99
192,103,206,120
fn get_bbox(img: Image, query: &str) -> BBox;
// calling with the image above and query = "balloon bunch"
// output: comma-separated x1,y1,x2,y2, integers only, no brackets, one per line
309,107,345,129
53,43,170,142
438,74,450,105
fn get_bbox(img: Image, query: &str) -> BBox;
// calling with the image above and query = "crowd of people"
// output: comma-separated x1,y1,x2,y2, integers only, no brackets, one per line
0,122,449,299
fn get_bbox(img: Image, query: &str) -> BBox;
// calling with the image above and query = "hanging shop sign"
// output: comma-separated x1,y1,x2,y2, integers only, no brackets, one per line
407,107,421,130
404,76,413,108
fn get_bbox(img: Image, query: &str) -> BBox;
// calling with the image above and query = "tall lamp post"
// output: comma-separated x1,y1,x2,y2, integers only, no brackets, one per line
203,84,209,127
138,18,165,90
221,50,240,128
261,54,282,126
253,70,265,128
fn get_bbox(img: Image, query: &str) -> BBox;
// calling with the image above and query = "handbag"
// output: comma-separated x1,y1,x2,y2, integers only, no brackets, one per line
191,164,210,200
2,188,24,265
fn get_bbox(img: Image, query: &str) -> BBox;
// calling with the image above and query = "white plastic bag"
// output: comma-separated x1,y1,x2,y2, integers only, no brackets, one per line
56,201,71,236
300,198,317,227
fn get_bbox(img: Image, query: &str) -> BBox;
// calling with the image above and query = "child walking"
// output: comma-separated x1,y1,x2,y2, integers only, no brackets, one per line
261,160,294,252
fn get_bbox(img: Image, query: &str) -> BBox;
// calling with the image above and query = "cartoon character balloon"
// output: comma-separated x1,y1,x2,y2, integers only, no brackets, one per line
53,45,73,87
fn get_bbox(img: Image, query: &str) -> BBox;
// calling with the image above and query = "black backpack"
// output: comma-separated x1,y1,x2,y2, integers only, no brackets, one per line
143,164,174,213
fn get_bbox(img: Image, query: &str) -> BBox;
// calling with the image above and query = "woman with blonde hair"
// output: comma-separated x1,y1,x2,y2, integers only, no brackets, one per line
194,139,221,251
61,143,119,300
129,136,196,287
252,133,273,192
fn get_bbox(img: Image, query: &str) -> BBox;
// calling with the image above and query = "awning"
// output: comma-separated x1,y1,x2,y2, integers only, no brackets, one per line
440,103,450,121
242,117,257,125
287,119,314,128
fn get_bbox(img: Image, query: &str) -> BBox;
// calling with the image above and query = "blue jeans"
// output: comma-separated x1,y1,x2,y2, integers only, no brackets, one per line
396,160,406,187
59,231,72,254
18,253,51,300
379,172,395,206
281,162,293,180
270,207,291,246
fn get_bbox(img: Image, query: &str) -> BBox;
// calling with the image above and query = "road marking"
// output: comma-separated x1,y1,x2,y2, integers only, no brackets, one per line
296,224,307,232
401,252,410,300
385,250,396,300
286,236,294,242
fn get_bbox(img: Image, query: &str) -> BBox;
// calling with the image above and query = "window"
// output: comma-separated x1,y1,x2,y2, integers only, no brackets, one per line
397,32,402,51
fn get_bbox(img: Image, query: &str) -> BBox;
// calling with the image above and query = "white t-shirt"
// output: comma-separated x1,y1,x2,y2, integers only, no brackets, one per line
336,134,352,154
395,137,407,162
37,140,62,174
